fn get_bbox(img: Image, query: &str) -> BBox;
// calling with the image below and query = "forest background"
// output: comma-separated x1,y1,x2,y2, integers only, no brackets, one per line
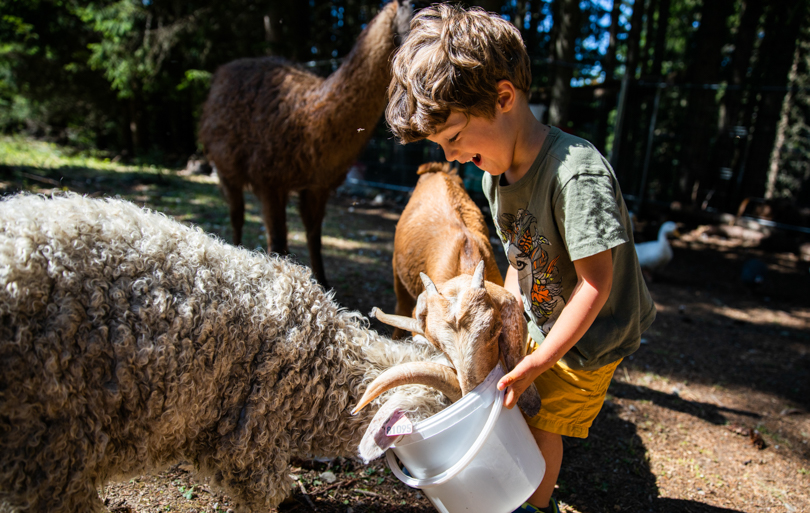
1,0,809,218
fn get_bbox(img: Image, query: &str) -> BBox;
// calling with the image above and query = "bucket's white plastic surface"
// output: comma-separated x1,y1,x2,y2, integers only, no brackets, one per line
386,363,546,513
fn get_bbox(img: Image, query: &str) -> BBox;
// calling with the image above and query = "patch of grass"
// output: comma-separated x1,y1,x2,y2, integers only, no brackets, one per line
1,135,147,173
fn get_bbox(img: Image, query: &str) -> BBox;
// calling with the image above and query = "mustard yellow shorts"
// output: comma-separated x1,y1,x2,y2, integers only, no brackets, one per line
525,342,622,439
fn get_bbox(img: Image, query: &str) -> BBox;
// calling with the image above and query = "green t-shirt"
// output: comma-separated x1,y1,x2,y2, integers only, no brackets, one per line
482,127,656,370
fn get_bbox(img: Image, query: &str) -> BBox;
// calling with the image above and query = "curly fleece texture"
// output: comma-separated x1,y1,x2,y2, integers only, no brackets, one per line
0,193,449,512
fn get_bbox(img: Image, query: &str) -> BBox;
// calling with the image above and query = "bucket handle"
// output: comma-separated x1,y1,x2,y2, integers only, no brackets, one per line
386,386,504,489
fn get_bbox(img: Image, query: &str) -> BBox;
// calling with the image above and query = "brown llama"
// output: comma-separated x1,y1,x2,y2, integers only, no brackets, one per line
199,0,413,288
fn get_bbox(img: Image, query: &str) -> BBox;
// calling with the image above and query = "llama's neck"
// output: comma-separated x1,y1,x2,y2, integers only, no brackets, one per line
309,2,400,160
322,1,398,107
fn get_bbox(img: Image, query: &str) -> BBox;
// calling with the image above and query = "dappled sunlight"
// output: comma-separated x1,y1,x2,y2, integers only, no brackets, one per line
187,194,224,206
323,235,391,261
345,205,403,222
652,302,676,314
694,301,809,332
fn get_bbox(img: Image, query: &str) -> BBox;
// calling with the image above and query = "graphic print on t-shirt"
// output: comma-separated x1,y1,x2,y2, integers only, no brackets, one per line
498,208,564,334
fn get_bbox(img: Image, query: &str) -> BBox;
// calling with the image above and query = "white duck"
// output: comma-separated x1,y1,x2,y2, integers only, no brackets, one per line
635,221,680,276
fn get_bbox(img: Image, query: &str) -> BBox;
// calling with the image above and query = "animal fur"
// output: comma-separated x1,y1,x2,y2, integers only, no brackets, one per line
198,0,413,289
392,161,504,337
0,193,450,513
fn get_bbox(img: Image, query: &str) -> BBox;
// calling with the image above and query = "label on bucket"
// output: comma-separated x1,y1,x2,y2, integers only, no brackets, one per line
384,411,413,437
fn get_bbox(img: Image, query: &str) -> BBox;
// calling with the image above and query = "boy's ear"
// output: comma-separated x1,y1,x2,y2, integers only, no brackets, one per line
496,80,517,113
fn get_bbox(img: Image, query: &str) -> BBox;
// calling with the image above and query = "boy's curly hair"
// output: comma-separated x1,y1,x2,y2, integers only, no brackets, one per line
386,3,531,143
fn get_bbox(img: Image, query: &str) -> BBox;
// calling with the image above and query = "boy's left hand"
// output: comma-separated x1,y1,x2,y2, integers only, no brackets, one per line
497,355,542,409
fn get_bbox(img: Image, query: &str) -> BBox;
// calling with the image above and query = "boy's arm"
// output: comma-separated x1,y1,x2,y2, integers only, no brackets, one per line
497,248,614,409
504,264,524,310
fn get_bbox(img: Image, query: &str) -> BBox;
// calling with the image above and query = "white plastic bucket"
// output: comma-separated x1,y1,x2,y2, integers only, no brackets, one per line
386,363,546,513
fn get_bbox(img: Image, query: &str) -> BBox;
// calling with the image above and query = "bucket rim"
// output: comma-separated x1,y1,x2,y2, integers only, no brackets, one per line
392,363,504,446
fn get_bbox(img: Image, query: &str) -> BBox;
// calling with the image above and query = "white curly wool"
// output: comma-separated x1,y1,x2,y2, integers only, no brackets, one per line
0,193,449,513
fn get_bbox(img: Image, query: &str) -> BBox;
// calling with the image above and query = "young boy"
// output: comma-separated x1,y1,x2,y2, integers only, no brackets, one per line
385,4,656,512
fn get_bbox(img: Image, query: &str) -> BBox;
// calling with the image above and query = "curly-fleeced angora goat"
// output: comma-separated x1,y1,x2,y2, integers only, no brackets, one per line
198,0,414,289
0,193,462,513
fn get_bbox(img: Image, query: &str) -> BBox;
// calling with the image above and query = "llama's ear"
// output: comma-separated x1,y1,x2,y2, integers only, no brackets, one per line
358,397,409,463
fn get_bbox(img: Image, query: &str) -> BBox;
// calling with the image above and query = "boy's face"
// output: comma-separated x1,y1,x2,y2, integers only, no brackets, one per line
427,109,515,177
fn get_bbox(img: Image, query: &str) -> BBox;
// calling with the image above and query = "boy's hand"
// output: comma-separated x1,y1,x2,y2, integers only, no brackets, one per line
497,354,543,409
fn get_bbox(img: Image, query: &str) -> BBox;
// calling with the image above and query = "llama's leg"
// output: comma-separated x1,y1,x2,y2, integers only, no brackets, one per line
256,187,289,255
298,188,331,288
219,179,245,246
392,270,416,339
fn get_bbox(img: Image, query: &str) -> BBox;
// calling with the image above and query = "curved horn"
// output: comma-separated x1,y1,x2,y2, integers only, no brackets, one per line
471,260,485,289
351,362,462,414
419,272,439,297
370,307,424,335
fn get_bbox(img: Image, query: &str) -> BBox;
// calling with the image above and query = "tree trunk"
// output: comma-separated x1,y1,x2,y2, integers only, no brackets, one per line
593,0,623,153
475,0,503,14
613,0,647,186
603,0,621,80
548,0,581,127
677,0,735,205
523,0,545,58
650,0,670,78
128,95,145,155
624,0,645,77
513,0,529,35
285,1,311,62
712,0,764,210
641,0,657,77
739,1,808,201
765,42,801,199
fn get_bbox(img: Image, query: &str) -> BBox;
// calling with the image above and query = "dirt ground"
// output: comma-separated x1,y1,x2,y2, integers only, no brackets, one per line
1,161,809,513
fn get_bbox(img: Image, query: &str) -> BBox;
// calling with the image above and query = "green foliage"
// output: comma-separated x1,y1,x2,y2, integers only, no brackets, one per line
0,0,806,206
77,1,146,98
177,69,211,91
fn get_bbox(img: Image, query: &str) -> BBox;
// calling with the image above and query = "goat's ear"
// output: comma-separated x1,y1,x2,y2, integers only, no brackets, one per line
357,397,408,463
492,286,543,418
493,288,527,372
413,292,428,334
